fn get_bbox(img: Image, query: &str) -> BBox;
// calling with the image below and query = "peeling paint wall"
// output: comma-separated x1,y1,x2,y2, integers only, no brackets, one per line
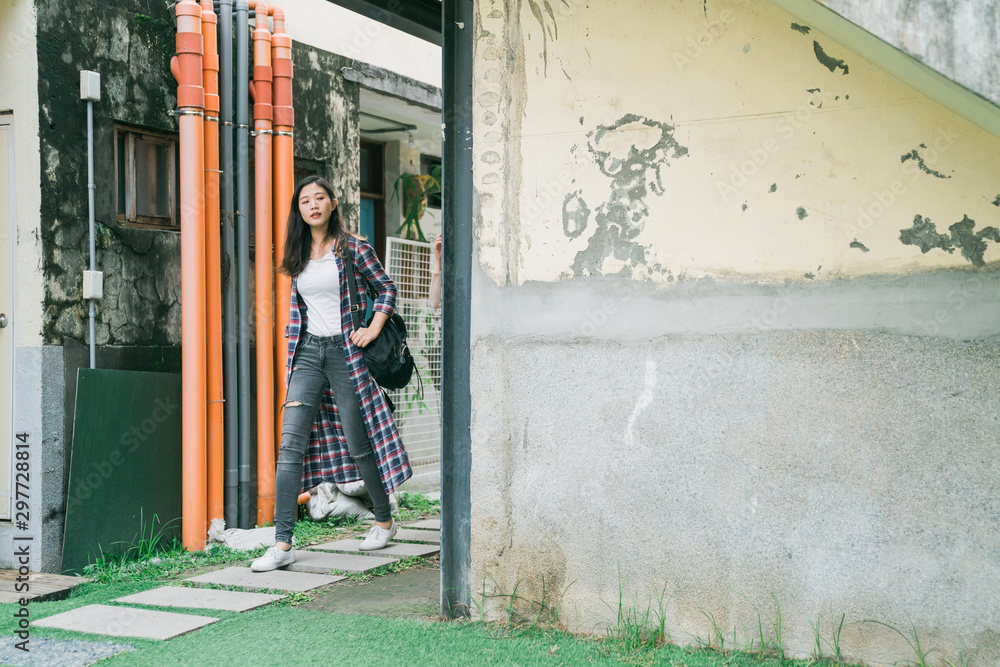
470,1,1000,665
476,0,1000,286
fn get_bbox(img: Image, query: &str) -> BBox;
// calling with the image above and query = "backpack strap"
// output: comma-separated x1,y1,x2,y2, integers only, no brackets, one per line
345,249,364,332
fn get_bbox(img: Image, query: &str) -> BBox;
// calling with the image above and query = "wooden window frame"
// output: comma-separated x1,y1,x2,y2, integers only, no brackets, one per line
115,125,178,230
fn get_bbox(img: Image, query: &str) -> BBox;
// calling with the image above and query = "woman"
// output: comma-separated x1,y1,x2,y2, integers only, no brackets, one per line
251,175,412,572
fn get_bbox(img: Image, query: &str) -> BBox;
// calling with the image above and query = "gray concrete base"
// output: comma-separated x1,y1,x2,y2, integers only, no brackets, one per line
114,586,284,612
32,604,218,640
184,567,343,592
310,539,440,558
407,520,441,530
287,550,396,574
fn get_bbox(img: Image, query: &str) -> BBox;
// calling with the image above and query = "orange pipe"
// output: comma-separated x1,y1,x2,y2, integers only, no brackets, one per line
270,4,293,461
174,0,207,551
201,0,224,523
253,0,276,525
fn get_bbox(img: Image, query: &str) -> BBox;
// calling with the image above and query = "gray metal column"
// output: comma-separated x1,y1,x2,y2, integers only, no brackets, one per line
219,0,239,528
440,0,473,620
235,0,252,529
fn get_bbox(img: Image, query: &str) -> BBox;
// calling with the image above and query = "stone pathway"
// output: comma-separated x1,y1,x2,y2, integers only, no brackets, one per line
15,517,442,659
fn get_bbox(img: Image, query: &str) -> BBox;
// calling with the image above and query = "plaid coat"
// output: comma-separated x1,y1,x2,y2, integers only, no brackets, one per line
286,236,412,494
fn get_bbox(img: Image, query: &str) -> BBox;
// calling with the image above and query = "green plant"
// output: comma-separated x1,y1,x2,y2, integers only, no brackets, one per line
809,614,823,663
734,591,767,654
469,576,572,630
605,567,671,654
770,592,785,659
944,637,996,667
390,166,441,242
821,612,846,663
863,619,937,667
84,511,183,584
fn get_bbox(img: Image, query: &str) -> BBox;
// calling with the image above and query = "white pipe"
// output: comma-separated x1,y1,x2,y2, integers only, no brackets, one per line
87,98,95,369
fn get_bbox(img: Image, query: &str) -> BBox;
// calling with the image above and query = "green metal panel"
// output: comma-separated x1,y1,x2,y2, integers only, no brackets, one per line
61,369,183,574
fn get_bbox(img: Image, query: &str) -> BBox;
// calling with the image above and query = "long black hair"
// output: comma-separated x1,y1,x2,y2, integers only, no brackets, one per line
279,175,361,276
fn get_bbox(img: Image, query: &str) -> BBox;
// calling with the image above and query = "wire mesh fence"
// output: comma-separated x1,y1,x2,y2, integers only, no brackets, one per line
384,237,441,492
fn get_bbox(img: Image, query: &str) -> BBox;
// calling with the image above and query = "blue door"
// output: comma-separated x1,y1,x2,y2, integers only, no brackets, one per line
359,198,375,242
359,198,376,313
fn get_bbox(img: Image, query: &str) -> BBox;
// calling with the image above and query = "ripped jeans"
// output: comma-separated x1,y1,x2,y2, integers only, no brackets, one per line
274,331,392,544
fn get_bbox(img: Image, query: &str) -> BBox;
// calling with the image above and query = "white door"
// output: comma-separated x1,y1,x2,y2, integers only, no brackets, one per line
0,118,14,519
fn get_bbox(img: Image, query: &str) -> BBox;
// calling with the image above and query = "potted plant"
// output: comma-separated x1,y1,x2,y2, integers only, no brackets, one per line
390,165,441,242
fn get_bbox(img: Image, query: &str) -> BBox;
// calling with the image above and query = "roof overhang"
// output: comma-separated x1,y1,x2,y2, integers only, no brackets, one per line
323,0,442,46
769,0,1000,139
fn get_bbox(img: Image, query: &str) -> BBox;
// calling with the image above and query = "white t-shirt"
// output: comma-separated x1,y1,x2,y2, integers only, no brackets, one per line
297,252,342,337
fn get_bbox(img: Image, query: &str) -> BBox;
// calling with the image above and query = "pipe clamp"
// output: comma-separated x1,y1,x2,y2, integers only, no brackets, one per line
169,109,205,117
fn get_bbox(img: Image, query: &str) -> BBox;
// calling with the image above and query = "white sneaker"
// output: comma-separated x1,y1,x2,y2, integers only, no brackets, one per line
250,545,296,572
359,521,397,551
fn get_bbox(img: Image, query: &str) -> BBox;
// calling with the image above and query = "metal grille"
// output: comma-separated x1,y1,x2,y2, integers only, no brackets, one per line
384,237,441,492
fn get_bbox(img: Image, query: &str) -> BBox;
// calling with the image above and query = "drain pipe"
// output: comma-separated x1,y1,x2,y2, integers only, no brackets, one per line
235,0,252,529
201,0,225,523
269,4,293,460
218,0,239,528
440,0,474,619
251,0,276,525
174,0,208,550
80,71,101,370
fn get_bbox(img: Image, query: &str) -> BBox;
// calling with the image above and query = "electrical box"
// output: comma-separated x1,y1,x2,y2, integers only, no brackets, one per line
80,70,101,102
83,270,103,299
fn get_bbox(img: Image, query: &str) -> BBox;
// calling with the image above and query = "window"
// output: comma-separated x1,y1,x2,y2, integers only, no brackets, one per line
115,126,178,229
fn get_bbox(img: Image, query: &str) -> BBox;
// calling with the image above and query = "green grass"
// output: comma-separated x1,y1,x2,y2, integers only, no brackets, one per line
3,579,868,667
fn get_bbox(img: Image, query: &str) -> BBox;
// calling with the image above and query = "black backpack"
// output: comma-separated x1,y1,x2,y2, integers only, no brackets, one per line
345,254,415,392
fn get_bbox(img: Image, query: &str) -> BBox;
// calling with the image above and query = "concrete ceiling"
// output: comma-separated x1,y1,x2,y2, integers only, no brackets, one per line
323,0,442,45
359,88,442,157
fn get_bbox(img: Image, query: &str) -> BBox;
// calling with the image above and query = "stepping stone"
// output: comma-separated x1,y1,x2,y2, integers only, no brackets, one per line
114,586,284,612
407,519,441,530
0,571,89,603
32,604,218,641
286,550,396,575
185,566,343,592
394,528,441,544
309,539,439,559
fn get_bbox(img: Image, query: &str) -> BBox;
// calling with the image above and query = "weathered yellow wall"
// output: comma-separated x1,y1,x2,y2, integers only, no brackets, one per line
474,0,1000,286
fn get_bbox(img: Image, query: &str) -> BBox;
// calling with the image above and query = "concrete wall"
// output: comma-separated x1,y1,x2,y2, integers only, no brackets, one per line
817,0,1000,108
1,0,46,571
469,1,1000,665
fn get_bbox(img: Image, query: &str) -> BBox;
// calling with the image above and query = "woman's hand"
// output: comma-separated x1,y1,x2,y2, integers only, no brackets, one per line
349,312,388,348
433,233,442,271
